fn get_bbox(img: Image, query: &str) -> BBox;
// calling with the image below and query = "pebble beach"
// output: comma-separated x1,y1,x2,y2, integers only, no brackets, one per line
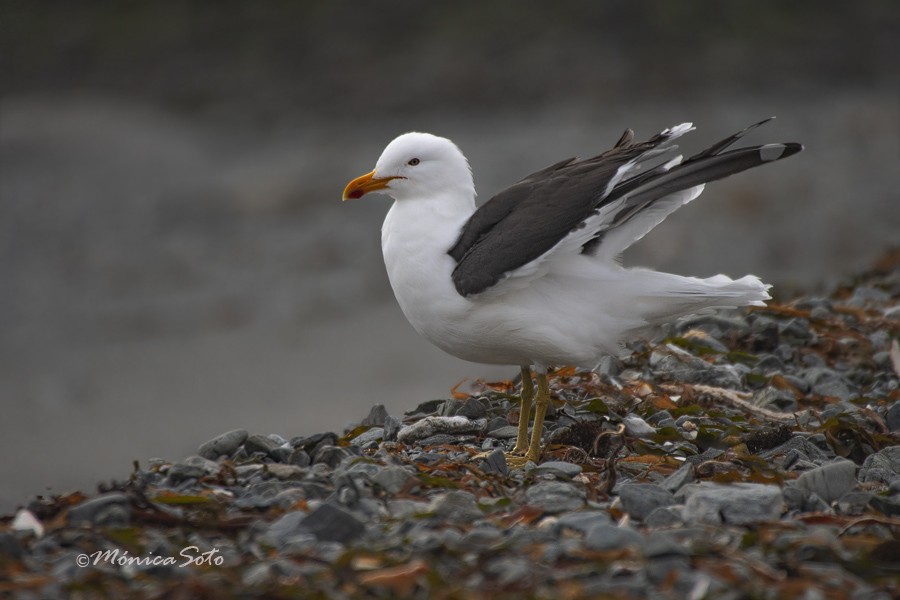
3,254,899,599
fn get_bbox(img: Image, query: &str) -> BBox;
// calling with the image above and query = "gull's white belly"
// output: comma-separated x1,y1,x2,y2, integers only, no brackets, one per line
380,196,631,368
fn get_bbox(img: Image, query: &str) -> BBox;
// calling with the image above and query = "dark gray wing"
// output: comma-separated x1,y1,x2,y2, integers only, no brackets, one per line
449,120,802,297
448,128,679,296
581,121,803,257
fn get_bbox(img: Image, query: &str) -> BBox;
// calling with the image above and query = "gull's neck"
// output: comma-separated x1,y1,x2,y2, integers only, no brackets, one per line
382,190,476,251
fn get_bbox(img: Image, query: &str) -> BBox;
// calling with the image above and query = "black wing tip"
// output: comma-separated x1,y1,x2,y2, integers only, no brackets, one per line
614,128,635,148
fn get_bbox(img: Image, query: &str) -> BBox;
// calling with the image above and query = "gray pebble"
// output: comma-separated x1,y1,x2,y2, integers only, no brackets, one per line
642,530,691,557
289,449,311,467
234,464,265,480
270,488,308,509
684,330,729,353
301,503,365,543
412,451,445,464
783,374,810,393
360,404,389,426
268,433,288,446
373,466,416,494
888,479,900,495
457,525,505,551
849,285,890,305
761,435,833,465
683,447,726,467
313,445,357,468
661,463,695,494
182,454,221,475
533,461,582,478
417,433,465,446
485,416,509,432
645,554,692,585
858,446,900,484
873,351,892,369
166,462,207,483
265,464,305,480
486,555,534,586
623,415,656,438
456,398,489,419
813,377,854,401
488,425,519,439
835,491,875,515
555,510,611,535
583,523,643,551
524,481,585,513
338,460,382,479
800,367,853,400
386,499,430,519
646,410,674,425
644,506,685,528
649,351,680,370
885,402,900,432
480,447,509,476
198,429,248,459
428,490,482,523
778,318,813,341
406,399,446,416
243,562,276,586
682,482,783,525
753,386,798,412
397,416,487,443
238,481,305,509
783,486,814,512
264,510,309,546
793,459,856,502
440,398,462,416
0,532,22,561
755,353,784,372
269,446,293,463
383,415,402,441
596,355,622,377
291,432,337,452
349,427,384,447
618,483,676,520
244,433,282,457
869,494,900,517
68,492,131,527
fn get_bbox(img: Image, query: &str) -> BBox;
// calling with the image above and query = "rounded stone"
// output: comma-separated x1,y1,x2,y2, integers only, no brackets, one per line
524,481,585,513
583,523,643,551
683,483,783,525
618,483,677,520
67,493,131,527
793,459,857,503
198,429,249,459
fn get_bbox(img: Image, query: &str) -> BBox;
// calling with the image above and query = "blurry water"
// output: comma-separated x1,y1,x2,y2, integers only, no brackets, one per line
1,92,897,511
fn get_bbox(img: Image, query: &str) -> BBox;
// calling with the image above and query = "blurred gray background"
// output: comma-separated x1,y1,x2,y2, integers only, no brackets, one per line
1,1,897,511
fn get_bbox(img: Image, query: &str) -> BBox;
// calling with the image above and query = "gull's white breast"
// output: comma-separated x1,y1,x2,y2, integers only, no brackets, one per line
379,192,620,368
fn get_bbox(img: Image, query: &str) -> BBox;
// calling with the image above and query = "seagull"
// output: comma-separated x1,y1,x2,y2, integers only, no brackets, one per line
343,118,802,463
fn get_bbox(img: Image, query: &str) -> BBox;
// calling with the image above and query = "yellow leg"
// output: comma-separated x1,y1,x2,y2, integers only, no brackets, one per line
512,366,533,455
524,371,550,463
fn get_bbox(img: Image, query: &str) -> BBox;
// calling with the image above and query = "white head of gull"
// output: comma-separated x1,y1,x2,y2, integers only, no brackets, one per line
343,120,802,464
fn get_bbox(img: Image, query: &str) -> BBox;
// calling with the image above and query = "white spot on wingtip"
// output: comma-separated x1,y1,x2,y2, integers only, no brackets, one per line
759,143,786,161
665,122,694,137
661,155,683,171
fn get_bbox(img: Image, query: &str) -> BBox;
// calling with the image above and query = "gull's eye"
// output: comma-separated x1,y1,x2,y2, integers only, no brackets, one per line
407,158,420,166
